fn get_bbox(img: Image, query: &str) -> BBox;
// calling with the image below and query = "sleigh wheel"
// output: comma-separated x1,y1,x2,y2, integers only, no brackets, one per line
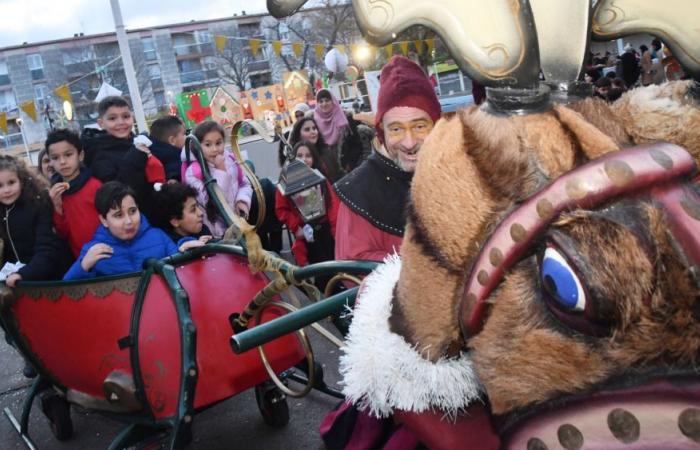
255,382,289,428
40,392,73,441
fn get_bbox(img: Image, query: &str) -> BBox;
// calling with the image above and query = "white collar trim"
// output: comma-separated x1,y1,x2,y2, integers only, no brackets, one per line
339,253,483,418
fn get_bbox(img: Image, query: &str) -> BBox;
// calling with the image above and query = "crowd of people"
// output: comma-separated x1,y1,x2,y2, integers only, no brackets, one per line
584,38,688,102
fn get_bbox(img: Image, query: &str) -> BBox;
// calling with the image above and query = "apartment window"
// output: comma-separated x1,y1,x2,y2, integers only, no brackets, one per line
27,54,44,80
0,61,9,86
148,65,161,80
142,37,157,61
238,23,260,37
0,89,17,112
62,47,94,65
154,91,165,107
250,72,271,88
34,83,50,108
195,30,213,44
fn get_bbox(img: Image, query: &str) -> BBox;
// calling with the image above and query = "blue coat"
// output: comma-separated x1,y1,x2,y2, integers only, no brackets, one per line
64,216,185,280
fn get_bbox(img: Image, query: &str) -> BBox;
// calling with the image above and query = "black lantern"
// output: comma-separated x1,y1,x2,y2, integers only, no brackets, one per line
277,159,327,223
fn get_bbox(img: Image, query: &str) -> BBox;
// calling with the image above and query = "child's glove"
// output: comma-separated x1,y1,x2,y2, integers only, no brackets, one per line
302,224,314,243
133,135,153,148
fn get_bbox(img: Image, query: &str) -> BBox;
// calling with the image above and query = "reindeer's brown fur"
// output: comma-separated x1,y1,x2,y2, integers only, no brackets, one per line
392,80,700,413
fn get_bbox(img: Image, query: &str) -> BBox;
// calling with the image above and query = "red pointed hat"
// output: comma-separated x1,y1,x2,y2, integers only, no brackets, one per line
375,56,441,143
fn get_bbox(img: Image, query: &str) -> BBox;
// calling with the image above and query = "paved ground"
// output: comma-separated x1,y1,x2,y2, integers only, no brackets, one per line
0,290,345,450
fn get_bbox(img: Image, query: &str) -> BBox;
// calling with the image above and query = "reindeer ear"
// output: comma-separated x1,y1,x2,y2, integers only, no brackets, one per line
553,104,620,160
460,107,542,202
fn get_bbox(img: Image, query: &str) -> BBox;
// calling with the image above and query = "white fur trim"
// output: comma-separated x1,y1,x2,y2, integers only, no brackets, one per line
339,253,483,418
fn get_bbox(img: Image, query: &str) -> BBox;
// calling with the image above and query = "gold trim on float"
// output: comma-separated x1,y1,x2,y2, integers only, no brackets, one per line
15,276,140,302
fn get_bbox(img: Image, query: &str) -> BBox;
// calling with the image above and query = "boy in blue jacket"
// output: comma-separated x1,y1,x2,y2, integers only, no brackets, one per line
64,181,206,280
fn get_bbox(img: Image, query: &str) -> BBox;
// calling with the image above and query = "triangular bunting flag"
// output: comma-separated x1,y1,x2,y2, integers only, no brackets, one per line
0,112,7,134
426,38,435,55
315,44,325,60
214,35,227,53
95,81,122,103
272,40,283,56
20,100,37,122
54,84,72,103
292,42,303,58
399,41,409,55
249,39,261,57
414,40,424,54
334,44,346,54
385,43,394,58
350,44,360,56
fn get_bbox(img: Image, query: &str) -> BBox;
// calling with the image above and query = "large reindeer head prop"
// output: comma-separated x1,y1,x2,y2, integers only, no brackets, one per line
271,1,700,447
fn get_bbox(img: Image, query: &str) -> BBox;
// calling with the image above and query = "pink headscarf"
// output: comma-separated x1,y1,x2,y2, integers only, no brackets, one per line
313,89,349,146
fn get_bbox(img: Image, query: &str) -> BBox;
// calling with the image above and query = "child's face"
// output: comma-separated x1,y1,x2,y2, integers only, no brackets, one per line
169,125,187,150
295,146,314,168
170,197,203,236
0,169,21,206
48,141,83,182
98,106,134,139
99,195,141,241
299,120,319,144
201,130,225,163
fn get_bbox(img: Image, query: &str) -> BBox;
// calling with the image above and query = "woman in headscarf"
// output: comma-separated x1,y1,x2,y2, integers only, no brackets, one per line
313,89,374,176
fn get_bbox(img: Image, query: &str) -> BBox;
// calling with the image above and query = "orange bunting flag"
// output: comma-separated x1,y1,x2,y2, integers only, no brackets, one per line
54,84,72,104
384,43,394,58
272,40,283,56
214,35,227,53
315,44,325,60
0,112,6,134
413,40,424,54
249,39,261,57
334,44,346,54
425,38,435,55
292,42,303,57
20,100,37,122
399,41,409,56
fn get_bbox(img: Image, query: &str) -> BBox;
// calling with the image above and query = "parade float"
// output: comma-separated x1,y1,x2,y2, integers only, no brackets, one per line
0,122,375,449
257,0,700,449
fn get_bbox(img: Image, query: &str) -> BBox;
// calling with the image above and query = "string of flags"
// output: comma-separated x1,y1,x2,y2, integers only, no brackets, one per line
211,33,436,61
0,56,121,134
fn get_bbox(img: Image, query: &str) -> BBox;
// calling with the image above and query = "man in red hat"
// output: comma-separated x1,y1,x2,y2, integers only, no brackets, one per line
334,56,441,261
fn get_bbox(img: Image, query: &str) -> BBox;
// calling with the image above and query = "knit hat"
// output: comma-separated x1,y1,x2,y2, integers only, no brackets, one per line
375,56,441,143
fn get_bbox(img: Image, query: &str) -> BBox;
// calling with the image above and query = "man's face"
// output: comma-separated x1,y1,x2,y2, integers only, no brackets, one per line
382,106,434,172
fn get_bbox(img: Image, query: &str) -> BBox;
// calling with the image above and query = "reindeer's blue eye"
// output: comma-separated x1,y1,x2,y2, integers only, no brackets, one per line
541,247,586,312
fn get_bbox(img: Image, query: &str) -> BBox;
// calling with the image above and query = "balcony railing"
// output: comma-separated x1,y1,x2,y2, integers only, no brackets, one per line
174,42,214,58
247,60,270,72
0,132,24,149
180,69,218,85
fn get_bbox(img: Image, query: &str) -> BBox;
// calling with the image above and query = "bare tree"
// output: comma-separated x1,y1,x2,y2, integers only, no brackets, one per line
213,26,257,91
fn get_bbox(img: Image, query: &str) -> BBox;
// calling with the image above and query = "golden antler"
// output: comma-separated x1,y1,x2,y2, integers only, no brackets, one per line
352,0,541,88
592,0,700,79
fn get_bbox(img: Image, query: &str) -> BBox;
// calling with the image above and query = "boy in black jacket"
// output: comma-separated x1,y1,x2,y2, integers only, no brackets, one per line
82,96,134,182
118,116,186,220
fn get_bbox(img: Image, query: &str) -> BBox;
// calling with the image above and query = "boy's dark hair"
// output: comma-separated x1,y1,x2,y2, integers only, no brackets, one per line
595,76,612,88
651,38,662,51
193,121,225,142
150,116,185,143
45,128,83,154
151,182,198,232
95,181,137,216
97,96,131,117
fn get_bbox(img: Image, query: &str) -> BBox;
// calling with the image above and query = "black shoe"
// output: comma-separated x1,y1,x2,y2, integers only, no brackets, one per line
22,363,37,379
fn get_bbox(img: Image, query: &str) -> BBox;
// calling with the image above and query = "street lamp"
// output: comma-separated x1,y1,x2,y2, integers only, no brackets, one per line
15,118,32,163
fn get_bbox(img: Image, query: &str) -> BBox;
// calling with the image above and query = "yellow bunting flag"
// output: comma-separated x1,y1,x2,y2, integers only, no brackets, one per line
214,35,227,53
413,40,424,54
20,100,37,122
350,44,360,56
399,41,409,56
0,112,6,134
54,84,72,104
425,38,435,55
384,43,394,58
272,40,283,56
334,44,346,54
249,39,261,57
315,44,325,60
292,42,303,57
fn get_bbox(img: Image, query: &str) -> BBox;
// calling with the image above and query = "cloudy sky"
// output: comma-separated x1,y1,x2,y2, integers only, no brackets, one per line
0,0,270,47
